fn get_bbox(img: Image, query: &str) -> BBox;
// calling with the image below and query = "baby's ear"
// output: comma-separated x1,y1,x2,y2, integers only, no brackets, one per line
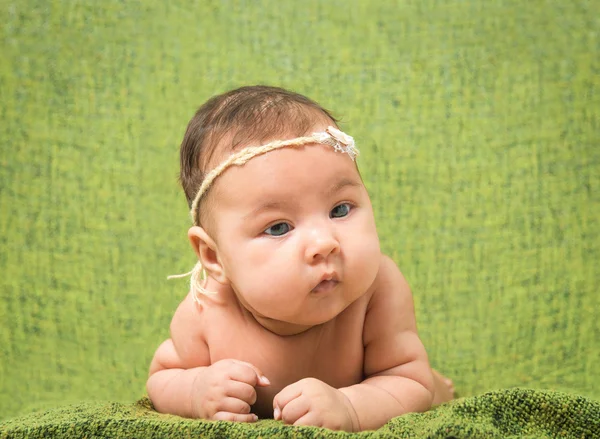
188,226,229,285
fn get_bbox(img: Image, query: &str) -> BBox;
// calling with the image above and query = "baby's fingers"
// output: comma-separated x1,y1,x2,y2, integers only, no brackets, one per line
228,359,270,387
226,381,258,406
213,411,258,422
217,396,252,415
273,381,303,419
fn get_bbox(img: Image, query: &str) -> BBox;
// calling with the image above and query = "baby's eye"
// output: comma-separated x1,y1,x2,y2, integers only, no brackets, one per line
264,222,291,236
330,203,351,218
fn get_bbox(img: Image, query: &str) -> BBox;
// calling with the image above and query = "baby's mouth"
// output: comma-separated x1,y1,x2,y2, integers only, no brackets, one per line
311,276,339,294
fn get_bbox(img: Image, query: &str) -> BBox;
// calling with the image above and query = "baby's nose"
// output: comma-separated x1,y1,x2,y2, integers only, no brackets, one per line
304,228,340,263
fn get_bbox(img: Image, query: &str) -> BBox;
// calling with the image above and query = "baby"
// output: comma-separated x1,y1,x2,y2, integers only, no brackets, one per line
147,85,454,431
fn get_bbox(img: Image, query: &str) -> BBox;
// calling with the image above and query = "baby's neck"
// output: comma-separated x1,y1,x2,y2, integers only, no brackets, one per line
249,312,319,337
230,294,319,336
210,281,324,336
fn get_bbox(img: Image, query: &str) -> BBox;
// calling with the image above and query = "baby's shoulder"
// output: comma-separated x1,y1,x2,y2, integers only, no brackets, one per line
370,254,409,292
170,289,238,344
360,255,418,352
168,292,216,363
365,254,413,312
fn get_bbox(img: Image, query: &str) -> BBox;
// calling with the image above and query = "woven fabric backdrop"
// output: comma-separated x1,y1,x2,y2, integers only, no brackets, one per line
1,0,598,421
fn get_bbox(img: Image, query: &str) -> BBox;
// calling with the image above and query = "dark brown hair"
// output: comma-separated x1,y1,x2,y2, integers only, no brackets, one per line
179,85,337,209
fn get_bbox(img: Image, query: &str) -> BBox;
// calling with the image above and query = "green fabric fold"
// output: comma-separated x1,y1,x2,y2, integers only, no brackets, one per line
2,388,598,438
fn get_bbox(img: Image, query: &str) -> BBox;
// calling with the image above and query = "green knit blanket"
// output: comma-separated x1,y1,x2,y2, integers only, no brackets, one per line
1,389,598,438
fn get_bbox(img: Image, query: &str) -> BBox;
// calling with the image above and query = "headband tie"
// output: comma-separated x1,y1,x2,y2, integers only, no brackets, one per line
190,126,358,226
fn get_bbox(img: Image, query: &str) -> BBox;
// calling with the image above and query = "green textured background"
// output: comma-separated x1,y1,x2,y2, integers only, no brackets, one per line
1,0,598,422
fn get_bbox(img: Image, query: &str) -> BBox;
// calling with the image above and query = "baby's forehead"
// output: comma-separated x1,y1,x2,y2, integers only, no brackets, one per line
193,123,361,227
214,145,362,203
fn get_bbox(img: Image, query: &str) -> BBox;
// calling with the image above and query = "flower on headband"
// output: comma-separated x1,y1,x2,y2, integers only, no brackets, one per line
318,126,358,160
326,126,354,146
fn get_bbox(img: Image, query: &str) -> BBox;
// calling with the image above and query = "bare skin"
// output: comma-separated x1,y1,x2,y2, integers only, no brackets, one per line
147,129,454,431
148,256,454,428
433,370,455,405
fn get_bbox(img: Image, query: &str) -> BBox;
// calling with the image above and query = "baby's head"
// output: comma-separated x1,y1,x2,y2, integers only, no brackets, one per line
179,86,381,334
180,85,337,225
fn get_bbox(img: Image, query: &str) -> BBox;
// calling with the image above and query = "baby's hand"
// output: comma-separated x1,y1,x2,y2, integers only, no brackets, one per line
273,378,359,431
191,359,270,422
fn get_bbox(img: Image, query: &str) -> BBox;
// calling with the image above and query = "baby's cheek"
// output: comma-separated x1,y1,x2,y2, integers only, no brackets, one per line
348,233,380,284
243,264,301,308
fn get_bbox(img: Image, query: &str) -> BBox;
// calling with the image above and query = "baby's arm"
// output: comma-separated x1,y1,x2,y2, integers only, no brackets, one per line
338,255,435,430
147,294,269,421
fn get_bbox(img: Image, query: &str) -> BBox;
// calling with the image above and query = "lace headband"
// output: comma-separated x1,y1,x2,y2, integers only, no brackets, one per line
189,126,359,226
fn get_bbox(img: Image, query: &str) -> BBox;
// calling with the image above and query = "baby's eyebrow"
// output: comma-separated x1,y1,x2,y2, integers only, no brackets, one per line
327,177,362,197
242,178,362,220
243,201,289,221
